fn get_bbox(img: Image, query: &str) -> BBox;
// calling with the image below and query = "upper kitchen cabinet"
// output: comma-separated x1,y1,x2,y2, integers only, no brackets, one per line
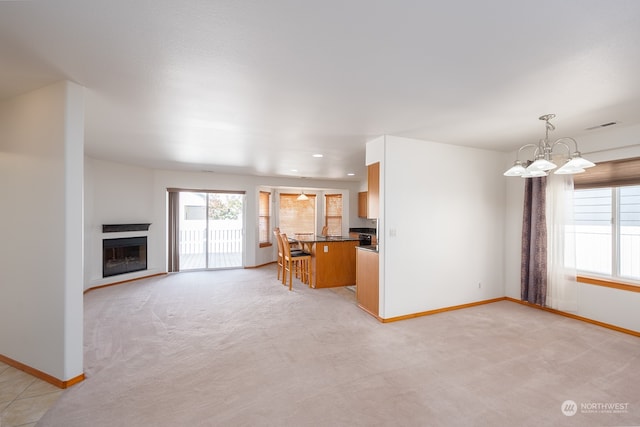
367,162,379,218
358,191,368,218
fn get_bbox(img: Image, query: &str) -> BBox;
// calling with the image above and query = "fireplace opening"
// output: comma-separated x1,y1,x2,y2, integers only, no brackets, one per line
103,236,147,278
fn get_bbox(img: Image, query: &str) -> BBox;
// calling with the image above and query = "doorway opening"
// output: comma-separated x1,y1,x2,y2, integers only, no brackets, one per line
168,190,244,270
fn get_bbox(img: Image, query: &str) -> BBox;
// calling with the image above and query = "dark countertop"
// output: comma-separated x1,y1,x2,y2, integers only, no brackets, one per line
356,245,379,253
292,235,360,243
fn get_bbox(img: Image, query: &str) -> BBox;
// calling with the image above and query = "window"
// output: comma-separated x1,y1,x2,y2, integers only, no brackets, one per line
278,193,316,237
572,157,640,285
620,186,640,279
325,194,342,236
259,191,271,247
573,185,640,282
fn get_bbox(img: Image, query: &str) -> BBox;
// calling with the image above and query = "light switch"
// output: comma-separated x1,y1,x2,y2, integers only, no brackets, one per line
389,228,397,237
324,245,328,252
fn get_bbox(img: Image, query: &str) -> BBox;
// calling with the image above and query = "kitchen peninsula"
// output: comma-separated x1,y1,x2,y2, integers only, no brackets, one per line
291,235,360,288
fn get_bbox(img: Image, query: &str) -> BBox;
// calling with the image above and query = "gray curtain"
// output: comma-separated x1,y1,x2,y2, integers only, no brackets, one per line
521,177,547,305
167,190,180,272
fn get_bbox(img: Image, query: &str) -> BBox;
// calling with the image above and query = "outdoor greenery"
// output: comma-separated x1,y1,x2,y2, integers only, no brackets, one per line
208,194,243,220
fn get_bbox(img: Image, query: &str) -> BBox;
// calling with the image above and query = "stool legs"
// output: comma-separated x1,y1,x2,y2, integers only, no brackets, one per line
284,256,312,290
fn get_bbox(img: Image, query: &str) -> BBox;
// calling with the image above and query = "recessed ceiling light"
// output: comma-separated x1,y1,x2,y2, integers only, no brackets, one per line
347,173,355,176
290,169,298,172
312,154,323,158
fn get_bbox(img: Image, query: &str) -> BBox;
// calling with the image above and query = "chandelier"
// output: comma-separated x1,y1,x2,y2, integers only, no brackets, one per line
503,114,596,177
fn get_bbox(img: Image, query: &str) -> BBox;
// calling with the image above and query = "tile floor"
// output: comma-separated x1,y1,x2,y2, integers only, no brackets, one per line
0,362,62,427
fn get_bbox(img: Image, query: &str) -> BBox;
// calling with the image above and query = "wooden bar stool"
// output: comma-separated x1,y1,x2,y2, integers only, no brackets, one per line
280,233,312,290
274,230,304,284
273,229,284,281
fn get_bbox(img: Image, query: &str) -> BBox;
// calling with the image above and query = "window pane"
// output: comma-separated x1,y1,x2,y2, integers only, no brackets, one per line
326,194,342,216
619,185,640,280
259,192,270,216
279,194,316,237
326,217,341,235
574,188,612,275
325,194,342,236
259,191,270,244
207,193,243,269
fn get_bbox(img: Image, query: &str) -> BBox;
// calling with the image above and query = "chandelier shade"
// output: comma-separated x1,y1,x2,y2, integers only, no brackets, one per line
503,161,527,177
527,158,557,172
504,114,596,178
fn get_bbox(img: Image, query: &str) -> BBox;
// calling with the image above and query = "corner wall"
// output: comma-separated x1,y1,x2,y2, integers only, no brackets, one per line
0,81,84,381
372,135,507,319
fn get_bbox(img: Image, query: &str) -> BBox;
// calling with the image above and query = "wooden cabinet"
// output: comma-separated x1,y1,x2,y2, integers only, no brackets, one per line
356,248,379,318
309,240,359,288
358,191,368,218
367,162,379,219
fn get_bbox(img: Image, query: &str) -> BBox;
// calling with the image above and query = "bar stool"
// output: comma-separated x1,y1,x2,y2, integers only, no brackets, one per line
273,229,285,281
280,233,312,290
274,230,304,283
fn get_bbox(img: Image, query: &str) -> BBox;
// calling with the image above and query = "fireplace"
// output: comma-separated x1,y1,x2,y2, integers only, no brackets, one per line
103,237,148,278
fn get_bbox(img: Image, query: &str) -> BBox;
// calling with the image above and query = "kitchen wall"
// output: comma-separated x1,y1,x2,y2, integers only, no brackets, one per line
504,123,640,332
0,81,84,382
84,160,364,288
369,135,506,319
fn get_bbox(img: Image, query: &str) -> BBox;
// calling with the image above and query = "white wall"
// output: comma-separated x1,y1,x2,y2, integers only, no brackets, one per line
370,135,506,319
0,81,84,381
84,161,364,286
503,123,640,332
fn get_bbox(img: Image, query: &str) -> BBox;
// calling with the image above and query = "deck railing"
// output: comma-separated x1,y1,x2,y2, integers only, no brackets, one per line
180,228,243,254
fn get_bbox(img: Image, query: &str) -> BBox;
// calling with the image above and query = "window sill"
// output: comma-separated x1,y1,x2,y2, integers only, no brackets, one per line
259,242,273,248
577,275,640,293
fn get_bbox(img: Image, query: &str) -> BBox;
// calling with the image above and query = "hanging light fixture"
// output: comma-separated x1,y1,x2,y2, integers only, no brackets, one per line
504,114,596,178
297,190,309,201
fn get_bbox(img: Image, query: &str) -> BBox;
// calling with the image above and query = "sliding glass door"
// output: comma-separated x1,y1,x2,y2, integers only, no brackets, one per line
175,191,244,270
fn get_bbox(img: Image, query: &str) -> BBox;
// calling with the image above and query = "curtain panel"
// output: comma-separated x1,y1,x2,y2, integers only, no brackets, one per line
521,177,547,305
167,190,180,272
546,163,578,311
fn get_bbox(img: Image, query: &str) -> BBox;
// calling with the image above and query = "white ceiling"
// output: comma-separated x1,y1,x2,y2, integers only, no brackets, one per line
2,0,640,180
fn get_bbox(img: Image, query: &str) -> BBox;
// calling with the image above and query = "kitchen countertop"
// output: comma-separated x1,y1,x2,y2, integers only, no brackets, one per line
356,245,379,253
291,235,360,243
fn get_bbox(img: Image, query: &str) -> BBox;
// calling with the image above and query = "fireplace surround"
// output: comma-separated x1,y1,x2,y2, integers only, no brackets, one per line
103,236,147,278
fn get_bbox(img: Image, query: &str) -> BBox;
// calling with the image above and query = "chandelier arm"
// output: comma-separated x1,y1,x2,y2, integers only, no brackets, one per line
516,143,538,160
553,137,580,153
550,140,571,158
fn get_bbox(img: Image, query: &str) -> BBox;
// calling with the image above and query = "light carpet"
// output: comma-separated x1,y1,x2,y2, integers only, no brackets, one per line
38,266,640,426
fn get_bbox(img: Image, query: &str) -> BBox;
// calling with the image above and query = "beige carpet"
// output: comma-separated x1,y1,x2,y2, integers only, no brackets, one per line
38,266,640,426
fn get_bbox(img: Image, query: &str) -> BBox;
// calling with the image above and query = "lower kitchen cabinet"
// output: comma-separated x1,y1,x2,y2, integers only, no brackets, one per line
356,247,379,318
